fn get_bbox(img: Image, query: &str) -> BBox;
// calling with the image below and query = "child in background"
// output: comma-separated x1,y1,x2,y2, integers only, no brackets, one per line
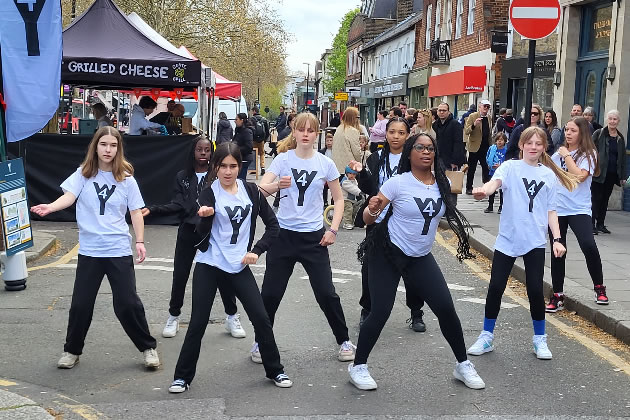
341,166,363,230
359,134,371,166
484,132,508,213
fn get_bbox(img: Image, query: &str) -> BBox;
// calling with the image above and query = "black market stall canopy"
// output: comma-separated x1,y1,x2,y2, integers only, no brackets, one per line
62,0,201,89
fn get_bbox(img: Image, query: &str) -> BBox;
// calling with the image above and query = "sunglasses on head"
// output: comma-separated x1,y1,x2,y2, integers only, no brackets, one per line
531,112,540,116
412,144,435,153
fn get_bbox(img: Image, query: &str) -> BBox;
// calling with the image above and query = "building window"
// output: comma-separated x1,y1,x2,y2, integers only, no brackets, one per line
426,4,433,49
444,0,453,40
467,0,475,35
455,0,463,39
435,0,442,40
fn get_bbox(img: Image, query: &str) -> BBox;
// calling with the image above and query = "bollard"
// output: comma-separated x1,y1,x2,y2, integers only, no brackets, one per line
1,251,28,291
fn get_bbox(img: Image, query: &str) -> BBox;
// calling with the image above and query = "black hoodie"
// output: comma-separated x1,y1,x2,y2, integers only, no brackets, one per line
433,113,465,168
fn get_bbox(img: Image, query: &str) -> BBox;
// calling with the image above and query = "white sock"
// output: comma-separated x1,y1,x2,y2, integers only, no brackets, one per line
168,315,179,322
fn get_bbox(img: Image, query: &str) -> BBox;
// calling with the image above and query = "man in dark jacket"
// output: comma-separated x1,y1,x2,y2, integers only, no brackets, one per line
433,102,465,170
275,106,287,133
459,103,476,126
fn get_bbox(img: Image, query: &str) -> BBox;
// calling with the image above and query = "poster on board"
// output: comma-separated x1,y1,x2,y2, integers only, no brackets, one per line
0,159,33,256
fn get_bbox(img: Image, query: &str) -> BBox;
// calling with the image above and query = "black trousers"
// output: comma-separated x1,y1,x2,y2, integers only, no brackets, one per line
261,228,350,345
359,223,425,314
485,248,545,321
174,264,284,383
64,255,156,355
169,223,237,317
549,214,603,293
466,147,490,190
591,172,618,227
488,189,503,207
355,246,467,364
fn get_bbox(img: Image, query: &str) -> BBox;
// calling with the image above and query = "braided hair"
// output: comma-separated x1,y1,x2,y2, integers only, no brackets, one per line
358,133,474,272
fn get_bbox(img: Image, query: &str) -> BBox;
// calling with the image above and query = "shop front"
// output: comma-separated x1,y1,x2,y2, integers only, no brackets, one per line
428,66,487,117
359,82,375,127
373,75,409,114
501,55,556,114
408,67,429,110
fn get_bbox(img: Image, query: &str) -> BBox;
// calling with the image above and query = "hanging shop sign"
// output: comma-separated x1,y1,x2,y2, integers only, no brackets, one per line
373,75,408,98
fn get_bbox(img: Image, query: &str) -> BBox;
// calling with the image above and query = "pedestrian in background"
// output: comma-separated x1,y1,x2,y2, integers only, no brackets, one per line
583,107,603,132
505,103,545,160
169,142,292,393
547,117,608,313
543,110,562,154
140,136,244,339
484,131,508,213
31,127,159,370
368,110,388,152
350,133,485,391
233,113,254,180
493,108,515,136
216,112,233,144
591,109,626,234
340,165,363,230
412,108,436,139
468,126,576,362
464,99,492,195
433,102,465,171
459,103,476,126
320,132,334,207
275,106,287,134
332,107,362,176
92,103,112,128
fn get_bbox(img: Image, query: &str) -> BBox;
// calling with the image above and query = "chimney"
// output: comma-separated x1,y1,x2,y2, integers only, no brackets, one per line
397,0,414,22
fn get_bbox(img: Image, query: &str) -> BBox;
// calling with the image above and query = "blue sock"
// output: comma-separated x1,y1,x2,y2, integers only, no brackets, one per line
532,319,545,336
483,317,496,333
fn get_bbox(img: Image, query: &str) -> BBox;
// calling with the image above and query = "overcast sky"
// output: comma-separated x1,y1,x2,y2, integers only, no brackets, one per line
275,0,361,75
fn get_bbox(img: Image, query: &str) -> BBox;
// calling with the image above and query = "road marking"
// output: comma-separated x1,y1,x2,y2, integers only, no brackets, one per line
457,297,519,309
28,243,79,272
0,379,17,386
435,231,630,377
57,394,103,420
447,283,474,291
70,256,175,263
512,7,559,19
300,275,351,284
55,264,174,272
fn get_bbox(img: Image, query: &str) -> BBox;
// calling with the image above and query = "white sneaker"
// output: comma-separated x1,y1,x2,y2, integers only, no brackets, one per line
143,348,160,368
342,224,354,230
348,363,377,390
168,379,189,393
225,314,246,338
57,352,79,369
533,334,552,360
467,331,494,356
338,340,356,361
162,315,179,338
251,342,262,364
453,360,486,389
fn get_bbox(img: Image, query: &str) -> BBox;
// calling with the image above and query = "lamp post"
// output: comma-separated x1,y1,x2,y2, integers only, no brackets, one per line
303,62,310,111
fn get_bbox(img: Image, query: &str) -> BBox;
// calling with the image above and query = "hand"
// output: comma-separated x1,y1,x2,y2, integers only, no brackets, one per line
450,164,458,170
30,204,52,217
493,163,500,169
367,196,382,213
552,241,566,258
141,208,150,217
198,206,215,217
277,176,292,189
320,230,336,246
135,242,146,263
557,146,569,157
472,187,487,200
474,118,482,127
241,252,259,265
348,160,363,173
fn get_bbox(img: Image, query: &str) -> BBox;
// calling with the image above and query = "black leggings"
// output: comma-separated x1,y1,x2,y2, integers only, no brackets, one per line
359,223,425,314
591,172,618,227
488,189,503,207
174,263,284,384
261,228,349,345
549,214,603,293
65,255,156,355
485,248,545,321
355,246,467,365
169,223,237,317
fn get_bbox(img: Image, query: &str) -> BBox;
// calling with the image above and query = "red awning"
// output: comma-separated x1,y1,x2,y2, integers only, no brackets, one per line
428,66,487,97
214,72,242,100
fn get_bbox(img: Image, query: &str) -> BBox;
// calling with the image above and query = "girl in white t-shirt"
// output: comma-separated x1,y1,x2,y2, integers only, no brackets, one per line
169,143,292,393
349,133,485,391
257,112,355,363
547,117,607,312
30,127,159,370
467,126,576,361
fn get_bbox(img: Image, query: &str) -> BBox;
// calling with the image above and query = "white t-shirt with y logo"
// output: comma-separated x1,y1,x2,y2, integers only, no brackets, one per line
195,179,253,273
267,150,339,232
375,151,402,223
380,171,445,257
492,159,558,257
61,167,145,257
551,151,595,216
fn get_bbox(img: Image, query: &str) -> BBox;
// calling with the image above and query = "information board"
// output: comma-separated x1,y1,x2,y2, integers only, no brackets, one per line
0,159,33,256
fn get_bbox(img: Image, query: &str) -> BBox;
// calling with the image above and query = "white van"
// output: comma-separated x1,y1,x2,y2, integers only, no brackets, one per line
218,97,248,130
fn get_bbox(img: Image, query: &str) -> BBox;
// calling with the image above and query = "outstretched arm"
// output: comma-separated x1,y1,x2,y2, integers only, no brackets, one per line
472,179,502,200
30,191,77,216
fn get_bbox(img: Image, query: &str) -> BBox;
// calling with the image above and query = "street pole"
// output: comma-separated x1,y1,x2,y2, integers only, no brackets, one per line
303,63,310,112
524,39,536,127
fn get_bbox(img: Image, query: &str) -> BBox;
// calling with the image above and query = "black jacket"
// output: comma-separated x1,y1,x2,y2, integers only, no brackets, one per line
495,116,515,135
278,126,292,142
233,125,254,161
195,181,279,255
354,150,390,227
252,113,270,141
592,127,626,184
147,170,204,226
217,119,233,144
275,113,287,133
433,114,465,167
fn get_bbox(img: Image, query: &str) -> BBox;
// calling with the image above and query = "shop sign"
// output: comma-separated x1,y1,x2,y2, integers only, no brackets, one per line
360,83,375,98
373,75,408,98
408,68,428,88
589,5,612,52
334,92,349,101
0,159,33,256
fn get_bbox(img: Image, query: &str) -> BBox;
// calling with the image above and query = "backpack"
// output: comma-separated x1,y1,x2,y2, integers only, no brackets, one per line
252,115,266,142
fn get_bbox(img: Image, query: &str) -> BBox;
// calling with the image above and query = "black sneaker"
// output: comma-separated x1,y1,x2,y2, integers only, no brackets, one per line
598,225,611,234
465,189,473,195
497,206,502,214
407,310,426,332
168,379,189,393
593,226,598,235
260,168,266,176
272,372,293,388
484,206,493,213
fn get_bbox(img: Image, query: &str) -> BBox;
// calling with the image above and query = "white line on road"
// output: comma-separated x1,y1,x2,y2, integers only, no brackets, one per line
457,297,519,309
512,7,558,19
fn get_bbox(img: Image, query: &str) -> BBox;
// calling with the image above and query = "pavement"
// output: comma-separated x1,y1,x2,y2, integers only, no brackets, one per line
445,178,630,346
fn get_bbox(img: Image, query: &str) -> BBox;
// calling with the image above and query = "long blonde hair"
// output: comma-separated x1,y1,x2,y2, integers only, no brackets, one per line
81,126,133,182
518,126,577,191
276,112,319,153
341,107,360,131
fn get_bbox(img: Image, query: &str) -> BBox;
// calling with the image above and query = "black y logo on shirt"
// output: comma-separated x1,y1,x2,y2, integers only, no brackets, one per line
225,205,251,244
522,178,545,212
414,197,443,235
291,169,317,206
93,183,116,215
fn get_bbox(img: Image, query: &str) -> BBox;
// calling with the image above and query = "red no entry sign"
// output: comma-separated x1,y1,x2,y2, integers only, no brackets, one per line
510,0,561,40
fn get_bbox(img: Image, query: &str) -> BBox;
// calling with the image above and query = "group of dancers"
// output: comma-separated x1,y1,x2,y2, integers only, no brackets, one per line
30,109,609,393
